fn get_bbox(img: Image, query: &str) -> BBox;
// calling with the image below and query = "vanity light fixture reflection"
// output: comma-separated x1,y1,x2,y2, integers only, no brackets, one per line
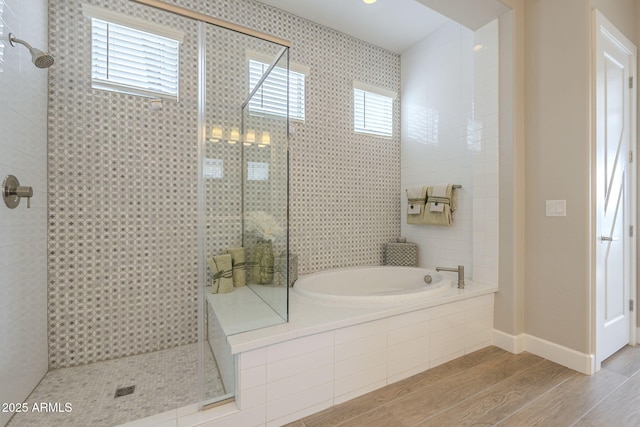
208,126,223,142
228,128,240,144
244,130,256,146
258,131,271,148
207,126,241,144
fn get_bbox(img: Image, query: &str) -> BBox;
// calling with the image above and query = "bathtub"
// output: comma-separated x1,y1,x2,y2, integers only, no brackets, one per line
294,266,452,303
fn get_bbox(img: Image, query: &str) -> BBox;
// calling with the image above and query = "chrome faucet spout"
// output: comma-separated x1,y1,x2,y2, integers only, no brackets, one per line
435,265,465,289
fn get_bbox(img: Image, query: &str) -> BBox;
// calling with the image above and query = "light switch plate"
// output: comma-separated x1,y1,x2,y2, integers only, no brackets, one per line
546,200,566,217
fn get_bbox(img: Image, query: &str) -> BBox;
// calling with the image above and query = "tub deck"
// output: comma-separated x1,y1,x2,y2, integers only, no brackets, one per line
227,277,497,354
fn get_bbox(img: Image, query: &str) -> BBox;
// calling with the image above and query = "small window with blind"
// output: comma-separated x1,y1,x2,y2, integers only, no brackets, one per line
83,4,183,101
353,81,396,138
248,52,308,121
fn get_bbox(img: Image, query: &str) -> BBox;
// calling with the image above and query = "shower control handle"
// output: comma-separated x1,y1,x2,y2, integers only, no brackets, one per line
16,186,33,208
2,175,33,209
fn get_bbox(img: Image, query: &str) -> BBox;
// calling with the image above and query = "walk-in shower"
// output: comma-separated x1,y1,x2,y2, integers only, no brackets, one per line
4,0,289,425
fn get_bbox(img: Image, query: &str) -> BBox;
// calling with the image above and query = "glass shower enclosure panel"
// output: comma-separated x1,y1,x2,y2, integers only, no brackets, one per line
241,47,290,324
201,23,289,405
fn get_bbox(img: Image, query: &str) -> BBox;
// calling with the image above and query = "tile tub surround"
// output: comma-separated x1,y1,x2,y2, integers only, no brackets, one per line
401,19,500,284
48,0,401,369
124,279,495,426
231,279,496,426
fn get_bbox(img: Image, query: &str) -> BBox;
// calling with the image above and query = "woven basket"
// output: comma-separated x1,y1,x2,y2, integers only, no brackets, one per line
383,242,418,266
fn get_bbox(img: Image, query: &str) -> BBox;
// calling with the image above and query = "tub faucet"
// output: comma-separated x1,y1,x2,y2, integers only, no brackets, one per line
436,265,465,289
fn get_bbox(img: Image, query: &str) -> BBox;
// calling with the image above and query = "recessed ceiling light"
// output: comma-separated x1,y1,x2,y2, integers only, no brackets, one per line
363,0,377,4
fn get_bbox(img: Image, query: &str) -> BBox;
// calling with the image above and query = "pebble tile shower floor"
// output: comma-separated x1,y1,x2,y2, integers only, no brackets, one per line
7,343,224,427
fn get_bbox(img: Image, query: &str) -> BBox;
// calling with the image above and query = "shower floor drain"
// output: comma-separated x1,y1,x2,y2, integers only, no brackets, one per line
114,385,136,398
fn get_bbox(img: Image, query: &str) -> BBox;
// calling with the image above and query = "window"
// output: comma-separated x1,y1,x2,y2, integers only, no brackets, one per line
353,81,396,138
248,53,307,121
83,4,183,100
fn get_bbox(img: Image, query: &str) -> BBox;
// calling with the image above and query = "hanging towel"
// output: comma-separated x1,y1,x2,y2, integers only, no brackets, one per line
406,186,427,224
429,184,448,212
207,254,234,294
423,184,454,226
225,247,246,287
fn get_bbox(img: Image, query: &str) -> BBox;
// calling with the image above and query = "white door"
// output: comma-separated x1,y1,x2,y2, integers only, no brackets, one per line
594,10,637,367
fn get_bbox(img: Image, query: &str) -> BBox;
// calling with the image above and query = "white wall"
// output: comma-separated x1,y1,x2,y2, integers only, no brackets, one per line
400,19,499,283
0,0,49,425
401,21,474,272
472,21,500,284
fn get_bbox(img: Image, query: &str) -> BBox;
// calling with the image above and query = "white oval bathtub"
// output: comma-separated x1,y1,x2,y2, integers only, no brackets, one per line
293,266,452,303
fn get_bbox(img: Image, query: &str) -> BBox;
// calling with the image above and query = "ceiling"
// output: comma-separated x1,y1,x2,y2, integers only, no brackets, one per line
255,0,510,53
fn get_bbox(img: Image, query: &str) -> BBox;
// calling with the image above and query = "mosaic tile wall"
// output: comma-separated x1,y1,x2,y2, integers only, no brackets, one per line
201,1,402,273
48,0,200,368
48,0,400,368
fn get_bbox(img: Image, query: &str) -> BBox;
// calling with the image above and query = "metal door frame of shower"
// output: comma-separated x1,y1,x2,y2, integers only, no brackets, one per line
129,0,292,412
130,0,292,47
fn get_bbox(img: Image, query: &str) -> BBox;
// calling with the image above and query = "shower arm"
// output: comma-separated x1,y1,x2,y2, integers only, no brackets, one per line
9,34,34,51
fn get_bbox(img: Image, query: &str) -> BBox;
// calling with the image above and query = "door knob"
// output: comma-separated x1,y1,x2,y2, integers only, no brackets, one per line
600,235,614,242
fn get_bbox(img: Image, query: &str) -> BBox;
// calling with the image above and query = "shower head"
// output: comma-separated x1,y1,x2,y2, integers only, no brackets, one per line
8,33,54,68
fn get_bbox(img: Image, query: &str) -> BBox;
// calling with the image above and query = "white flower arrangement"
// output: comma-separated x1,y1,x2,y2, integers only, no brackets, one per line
245,211,284,241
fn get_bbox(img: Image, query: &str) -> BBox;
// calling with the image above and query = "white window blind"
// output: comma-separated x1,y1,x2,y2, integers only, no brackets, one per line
354,82,395,138
90,19,180,100
249,59,305,121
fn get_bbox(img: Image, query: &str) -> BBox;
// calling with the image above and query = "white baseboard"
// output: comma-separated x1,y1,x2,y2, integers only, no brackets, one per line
492,329,525,353
493,329,595,375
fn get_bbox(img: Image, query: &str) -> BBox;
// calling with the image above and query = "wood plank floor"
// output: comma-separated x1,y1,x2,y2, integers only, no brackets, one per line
286,345,640,427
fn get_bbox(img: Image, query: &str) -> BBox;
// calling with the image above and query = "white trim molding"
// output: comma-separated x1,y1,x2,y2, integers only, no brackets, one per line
353,80,398,99
493,330,596,375
492,329,525,354
82,3,185,42
246,49,311,76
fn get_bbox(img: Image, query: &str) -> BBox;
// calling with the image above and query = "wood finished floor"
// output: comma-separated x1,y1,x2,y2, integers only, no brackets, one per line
286,345,640,427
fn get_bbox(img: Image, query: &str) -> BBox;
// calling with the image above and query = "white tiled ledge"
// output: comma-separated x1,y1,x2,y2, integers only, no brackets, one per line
206,286,286,336
228,276,498,354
